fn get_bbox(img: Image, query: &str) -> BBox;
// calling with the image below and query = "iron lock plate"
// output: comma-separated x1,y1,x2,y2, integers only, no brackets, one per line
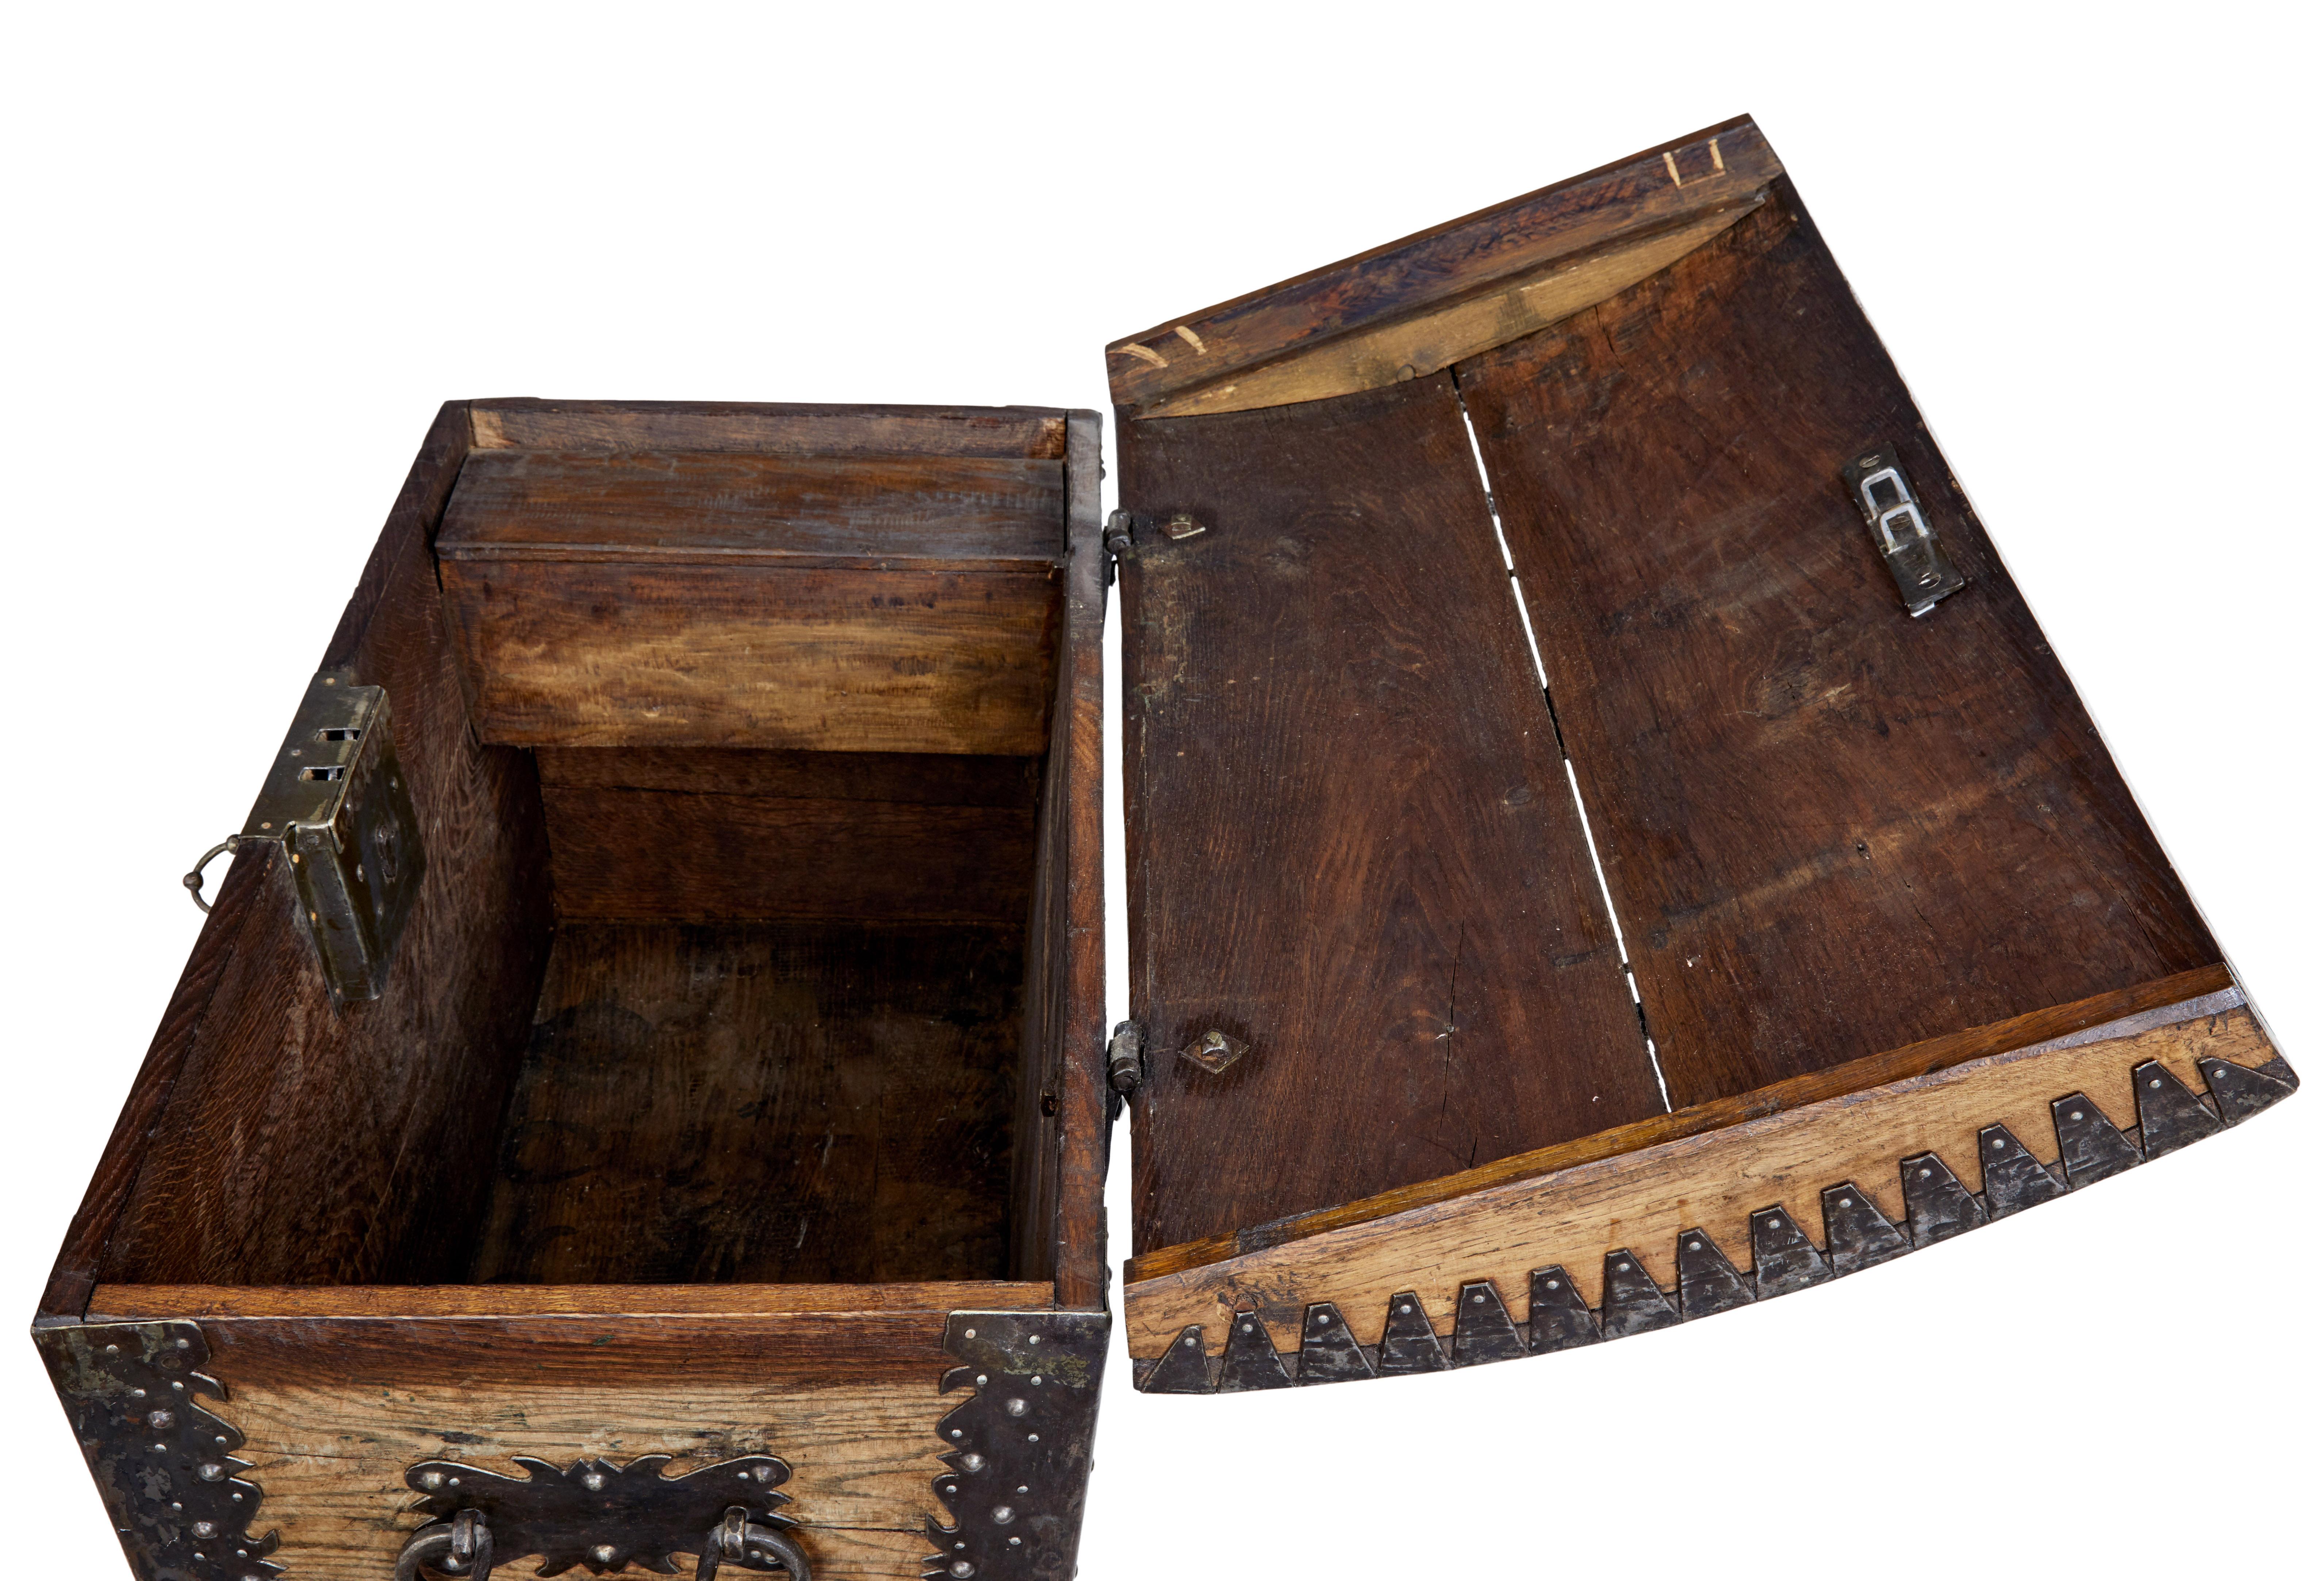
239,670,426,1006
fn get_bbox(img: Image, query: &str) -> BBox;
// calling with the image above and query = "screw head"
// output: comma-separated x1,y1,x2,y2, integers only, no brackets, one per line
193,1523,219,1540
197,1462,226,1482
582,1471,605,1491
993,1505,1016,1525
591,1544,616,1565
1004,1397,1030,1417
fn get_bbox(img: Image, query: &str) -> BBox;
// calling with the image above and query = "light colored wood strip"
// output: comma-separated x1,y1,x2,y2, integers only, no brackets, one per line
85,1279,1053,1320
1126,965,2235,1283
1135,203,1757,419
440,561,1059,754
1123,999,2281,1359
225,1372,945,1577
469,400,1068,460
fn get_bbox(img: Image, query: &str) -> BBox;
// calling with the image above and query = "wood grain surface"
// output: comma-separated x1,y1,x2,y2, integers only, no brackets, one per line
1123,997,2281,1359
541,787,1037,924
534,746,1042,807
1459,189,2221,1110
89,403,558,1290
1126,963,2234,1282
1010,412,1111,1306
471,398,1069,460
467,922,1025,1285
1117,374,1663,1255
85,1281,1053,1320
442,560,1061,753
438,450,1064,564
1107,116,1780,415
182,1305,985,1580
1121,203,1761,420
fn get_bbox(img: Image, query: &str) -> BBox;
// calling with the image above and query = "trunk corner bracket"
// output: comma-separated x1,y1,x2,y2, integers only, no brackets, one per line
928,1309,1109,1580
33,1319,282,1581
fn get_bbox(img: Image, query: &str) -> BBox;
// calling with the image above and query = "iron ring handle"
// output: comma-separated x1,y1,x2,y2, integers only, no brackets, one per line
395,1513,495,1581
694,1506,811,1581
183,834,244,914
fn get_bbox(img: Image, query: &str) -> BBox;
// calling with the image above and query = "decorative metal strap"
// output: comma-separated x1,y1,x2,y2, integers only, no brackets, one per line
400,1454,805,1578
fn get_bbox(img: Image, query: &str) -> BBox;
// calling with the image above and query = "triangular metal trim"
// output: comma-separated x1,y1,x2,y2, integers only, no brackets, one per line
1451,1279,1529,1366
1748,1205,1832,1298
2200,1054,2298,1127
1527,1266,1600,1352
1376,1291,1450,1375
2132,1059,2223,1159
1599,1250,1680,1338
1978,1123,2067,1218
1295,1302,1375,1385
2052,1091,2141,1187
1901,1150,1985,1246
1821,1181,1910,1275
1217,1311,1292,1391
1138,1325,1215,1394
1676,1228,1754,1318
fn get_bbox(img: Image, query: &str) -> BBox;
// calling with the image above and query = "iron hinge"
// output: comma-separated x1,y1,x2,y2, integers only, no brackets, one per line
1102,509,1205,582
1106,1021,1145,1095
238,669,427,1006
1842,444,1965,616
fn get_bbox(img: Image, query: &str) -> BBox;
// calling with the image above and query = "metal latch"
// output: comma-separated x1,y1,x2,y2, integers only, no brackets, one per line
1102,509,1206,580
1841,444,1965,616
230,670,426,1006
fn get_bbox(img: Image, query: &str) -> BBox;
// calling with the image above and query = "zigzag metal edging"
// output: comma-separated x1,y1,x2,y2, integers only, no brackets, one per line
1134,1050,2296,1393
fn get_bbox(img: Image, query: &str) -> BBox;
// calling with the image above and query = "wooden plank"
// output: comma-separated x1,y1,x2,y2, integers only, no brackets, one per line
1459,189,2222,1112
1127,203,1758,419
471,398,1068,460
179,1309,971,1578
1051,412,1111,1309
441,560,1060,753
86,1282,1054,1320
541,787,1037,923
1107,116,1780,415
1125,963,2233,1282
437,451,1064,565
534,746,1041,807
1117,373,1661,1256
465,923,1025,1286
1123,996,2283,1360
89,412,556,1289
1017,411,1111,1308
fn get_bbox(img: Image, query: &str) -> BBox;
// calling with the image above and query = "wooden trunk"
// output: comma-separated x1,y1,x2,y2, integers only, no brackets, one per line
36,401,1109,1581
37,114,2301,1581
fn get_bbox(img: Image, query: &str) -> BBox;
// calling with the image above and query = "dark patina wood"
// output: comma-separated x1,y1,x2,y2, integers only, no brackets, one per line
1458,188,2222,1109
1117,372,1664,1256
468,922,1026,1286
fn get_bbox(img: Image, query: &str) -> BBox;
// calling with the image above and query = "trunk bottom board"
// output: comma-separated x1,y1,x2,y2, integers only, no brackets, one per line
468,920,1025,1285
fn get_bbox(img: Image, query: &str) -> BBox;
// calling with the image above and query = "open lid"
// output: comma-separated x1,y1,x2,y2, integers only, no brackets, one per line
1104,117,2295,1393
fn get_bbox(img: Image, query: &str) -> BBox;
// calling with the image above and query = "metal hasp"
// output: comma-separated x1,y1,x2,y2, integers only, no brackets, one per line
927,1309,1108,1580
31,1319,281,1581
240,669,426,1006
398,1453,807,1578
1841,443,1966,615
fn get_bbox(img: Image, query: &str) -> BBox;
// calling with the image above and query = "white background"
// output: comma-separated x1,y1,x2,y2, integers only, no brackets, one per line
4,4,2316,1575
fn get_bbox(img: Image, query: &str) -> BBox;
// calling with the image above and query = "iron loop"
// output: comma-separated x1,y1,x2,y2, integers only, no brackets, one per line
693,1507,811,1581
183,835,243,914
395,1512,495,1581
